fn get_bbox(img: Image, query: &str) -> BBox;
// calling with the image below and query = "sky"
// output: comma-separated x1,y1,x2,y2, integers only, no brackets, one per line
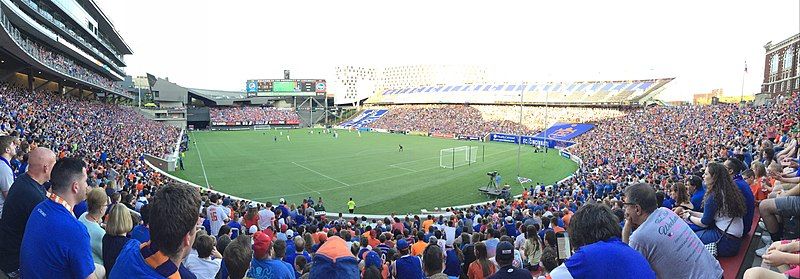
95,0,800,101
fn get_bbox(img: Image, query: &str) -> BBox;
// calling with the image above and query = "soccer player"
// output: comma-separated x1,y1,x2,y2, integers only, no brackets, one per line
274,136,277,142
399,145,404,152
286,135,291,142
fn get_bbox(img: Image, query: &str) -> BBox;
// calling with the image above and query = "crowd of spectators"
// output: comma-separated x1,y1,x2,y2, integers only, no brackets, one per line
209,107,301,124
367,105,537,136
473,105,625,132
0,79,796,279
366,105,625,136
3,20,124,94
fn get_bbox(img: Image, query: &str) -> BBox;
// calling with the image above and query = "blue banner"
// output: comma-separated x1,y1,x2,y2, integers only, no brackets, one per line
534,123,595,141
489,133,576,148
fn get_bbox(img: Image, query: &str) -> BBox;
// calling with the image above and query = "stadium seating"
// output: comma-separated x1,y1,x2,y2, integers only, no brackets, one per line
0,83,179,189
1,19,123,93
339,109,388,128
360,105,624,136
1,79,798,278
370,78,674,105
209,107,301,125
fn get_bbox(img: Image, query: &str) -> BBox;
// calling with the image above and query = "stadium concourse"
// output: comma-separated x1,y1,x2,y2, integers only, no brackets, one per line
0,83,796,279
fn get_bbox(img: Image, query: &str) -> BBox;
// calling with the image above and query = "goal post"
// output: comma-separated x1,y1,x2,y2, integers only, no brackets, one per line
439,146,479,169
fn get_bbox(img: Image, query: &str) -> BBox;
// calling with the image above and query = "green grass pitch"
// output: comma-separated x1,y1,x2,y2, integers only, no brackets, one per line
170,129,578,215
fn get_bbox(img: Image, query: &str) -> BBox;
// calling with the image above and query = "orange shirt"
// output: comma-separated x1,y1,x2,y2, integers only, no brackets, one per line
422,220,434,233
562,211,573,228
553,226,565,234
410,241,427,256
368,236,380,249
467,261,496,279
750,178,770,203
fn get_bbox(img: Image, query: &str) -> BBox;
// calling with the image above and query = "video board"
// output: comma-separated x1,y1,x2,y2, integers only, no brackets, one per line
245,79,326,97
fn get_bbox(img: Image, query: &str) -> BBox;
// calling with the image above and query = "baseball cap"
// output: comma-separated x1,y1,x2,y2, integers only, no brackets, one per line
252,231,272,259
496,241,514,261
396,239,409,250
248,225,258,234
504,216,513,223
364,251,382,270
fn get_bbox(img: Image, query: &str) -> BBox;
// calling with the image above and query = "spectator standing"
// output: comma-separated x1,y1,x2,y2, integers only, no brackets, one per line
102,204,132,276
20,158,105,279
0,136,17,217
423,244,448,279
108,183,201,278
78,188,109,266
258,202,275,230
131,204,150,243
185,234,223,279
222,235,253,279
0,147,55,277
207,194,230,236
247,231,294,279
392,239,425,279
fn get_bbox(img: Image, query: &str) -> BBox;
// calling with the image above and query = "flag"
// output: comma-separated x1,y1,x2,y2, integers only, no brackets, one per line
517,176,532,184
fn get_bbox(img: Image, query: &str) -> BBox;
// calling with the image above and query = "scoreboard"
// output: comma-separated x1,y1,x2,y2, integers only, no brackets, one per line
245,79,326,97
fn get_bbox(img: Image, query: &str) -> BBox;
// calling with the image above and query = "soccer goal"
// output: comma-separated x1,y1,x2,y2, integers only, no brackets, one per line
440,146,480,169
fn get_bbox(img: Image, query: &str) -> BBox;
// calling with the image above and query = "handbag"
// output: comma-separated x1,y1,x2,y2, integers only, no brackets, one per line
704,218,734,257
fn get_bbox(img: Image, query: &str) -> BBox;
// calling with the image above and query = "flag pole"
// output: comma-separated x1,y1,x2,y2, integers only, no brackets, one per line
517,82,525,177
740,60,747,103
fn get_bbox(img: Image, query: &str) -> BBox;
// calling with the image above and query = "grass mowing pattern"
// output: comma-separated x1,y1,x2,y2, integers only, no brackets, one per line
170,129,578,214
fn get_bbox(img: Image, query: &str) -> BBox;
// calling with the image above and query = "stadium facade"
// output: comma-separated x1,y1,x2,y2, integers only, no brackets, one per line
0,0,132,99
331,65,376,104
762,32,800,95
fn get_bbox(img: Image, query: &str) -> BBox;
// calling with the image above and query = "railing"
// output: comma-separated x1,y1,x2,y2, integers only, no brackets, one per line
18,0,124,74
0,8,123,94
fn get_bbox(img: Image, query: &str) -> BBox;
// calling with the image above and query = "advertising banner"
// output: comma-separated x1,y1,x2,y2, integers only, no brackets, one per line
489,133,576,148
431,133,456,139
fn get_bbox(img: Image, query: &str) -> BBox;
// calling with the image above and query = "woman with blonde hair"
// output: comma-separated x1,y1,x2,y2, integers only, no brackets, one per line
78,188,108,266
102,203,132,274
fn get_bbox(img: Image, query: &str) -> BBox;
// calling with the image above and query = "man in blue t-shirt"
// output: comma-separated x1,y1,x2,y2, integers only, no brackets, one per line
109,183,201,279
247,231,294,279
392,239,425,279
20,158,104,279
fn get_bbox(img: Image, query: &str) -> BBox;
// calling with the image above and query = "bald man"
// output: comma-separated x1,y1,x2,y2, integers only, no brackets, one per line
0,147,56,277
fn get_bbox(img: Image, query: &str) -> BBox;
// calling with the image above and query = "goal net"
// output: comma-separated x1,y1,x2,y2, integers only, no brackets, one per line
440,146,479,169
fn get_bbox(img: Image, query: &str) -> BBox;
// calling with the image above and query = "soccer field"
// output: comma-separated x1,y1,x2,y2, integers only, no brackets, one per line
170,129,578,214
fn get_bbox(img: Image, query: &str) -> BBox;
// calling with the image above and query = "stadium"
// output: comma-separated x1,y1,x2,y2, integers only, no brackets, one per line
0,1,797,279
